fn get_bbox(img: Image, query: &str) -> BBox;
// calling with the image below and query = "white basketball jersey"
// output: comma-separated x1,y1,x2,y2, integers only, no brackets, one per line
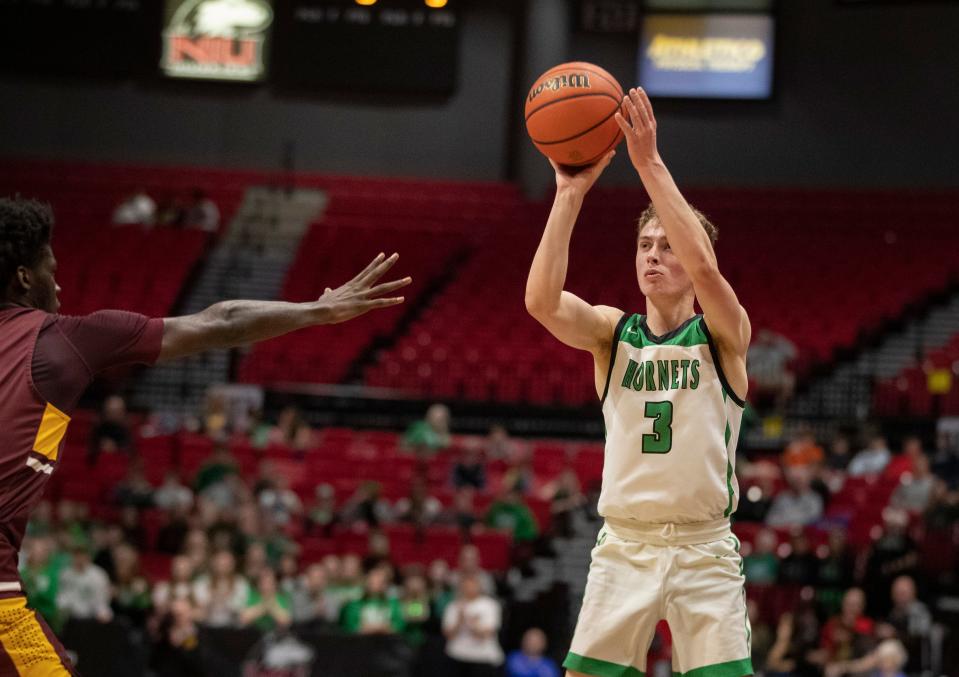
598,314,745,524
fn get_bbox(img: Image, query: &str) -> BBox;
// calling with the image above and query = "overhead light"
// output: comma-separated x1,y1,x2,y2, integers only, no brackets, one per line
426,0,448,7
355,0,377,5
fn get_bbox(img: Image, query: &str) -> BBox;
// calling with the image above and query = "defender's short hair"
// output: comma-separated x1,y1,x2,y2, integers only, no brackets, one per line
636,203,718,245
0,198,53,288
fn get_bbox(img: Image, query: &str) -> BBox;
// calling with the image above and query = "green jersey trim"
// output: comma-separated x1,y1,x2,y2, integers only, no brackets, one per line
700,318,747,408
619,314,707,349
601,314,629,404
564,652,645,677
682,657,753,677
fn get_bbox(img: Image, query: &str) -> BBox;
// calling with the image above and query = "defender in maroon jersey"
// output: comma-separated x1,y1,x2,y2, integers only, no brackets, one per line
0,197,410,675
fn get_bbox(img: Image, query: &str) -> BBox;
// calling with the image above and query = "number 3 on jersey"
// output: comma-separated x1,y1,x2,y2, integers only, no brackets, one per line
642,401,673,453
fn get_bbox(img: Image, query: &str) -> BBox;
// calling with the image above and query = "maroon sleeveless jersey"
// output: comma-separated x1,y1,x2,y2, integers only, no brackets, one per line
0,306,162,592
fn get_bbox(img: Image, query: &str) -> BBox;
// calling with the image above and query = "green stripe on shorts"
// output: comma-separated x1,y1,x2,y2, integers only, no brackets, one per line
682,657,753,677
563,652,645,677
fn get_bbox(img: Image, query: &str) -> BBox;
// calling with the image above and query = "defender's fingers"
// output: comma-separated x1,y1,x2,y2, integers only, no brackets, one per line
367,277,413,297
364,252,400,286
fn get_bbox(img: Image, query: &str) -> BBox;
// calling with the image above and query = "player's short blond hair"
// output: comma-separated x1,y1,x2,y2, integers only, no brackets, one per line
636,203,718,246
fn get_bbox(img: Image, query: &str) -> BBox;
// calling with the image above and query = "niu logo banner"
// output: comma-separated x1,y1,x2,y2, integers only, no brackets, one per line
162,0,273,81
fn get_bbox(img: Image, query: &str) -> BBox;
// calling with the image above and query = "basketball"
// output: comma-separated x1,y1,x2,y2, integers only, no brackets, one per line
525,62,625,167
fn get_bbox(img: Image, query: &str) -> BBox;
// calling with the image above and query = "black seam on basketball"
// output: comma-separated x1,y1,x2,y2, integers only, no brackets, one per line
525,92,621,122
534,66,624,102
531,103,621,145
579,127,625,165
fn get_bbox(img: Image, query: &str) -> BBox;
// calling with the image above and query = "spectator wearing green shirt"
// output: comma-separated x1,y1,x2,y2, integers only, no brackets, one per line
399,573,431,646
194,444,240,494
402,403,452,456
340,567,404,635
485,489,539,543
743,528,780,585
240,568,292,632
20,535,66,632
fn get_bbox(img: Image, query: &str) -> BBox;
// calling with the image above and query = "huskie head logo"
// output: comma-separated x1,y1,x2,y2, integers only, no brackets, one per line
162,0,273,81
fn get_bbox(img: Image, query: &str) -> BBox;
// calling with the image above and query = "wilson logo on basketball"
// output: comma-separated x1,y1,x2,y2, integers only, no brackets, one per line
528,73,592,103
161,0,273,82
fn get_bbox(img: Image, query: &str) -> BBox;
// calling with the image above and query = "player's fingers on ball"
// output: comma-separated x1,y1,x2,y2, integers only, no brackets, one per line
638,88,656,125
614,112,631,134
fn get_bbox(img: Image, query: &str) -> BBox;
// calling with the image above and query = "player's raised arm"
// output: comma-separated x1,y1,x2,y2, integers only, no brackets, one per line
615,88,750,358
158,253,411,362
525,152,622,356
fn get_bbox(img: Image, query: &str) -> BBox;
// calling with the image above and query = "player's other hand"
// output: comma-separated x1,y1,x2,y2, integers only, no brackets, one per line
316,253,412,324
551,150,616,198
615,87,660,170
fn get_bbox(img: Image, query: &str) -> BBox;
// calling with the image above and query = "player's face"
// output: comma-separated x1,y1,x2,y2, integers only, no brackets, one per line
25,246,60,314
636,222,691,298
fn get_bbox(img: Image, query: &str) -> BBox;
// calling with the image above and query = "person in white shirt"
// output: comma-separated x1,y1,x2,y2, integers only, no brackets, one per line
57,545,112,623
192,549,250,627
848,436,892,477
153,471,194,512
112,188,156,227
442,574,503,677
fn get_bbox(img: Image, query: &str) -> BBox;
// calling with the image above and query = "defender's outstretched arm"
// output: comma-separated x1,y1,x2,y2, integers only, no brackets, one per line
159,253,411,362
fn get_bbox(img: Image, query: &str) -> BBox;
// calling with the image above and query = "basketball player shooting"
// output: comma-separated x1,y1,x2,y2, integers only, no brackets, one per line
0,197,410,675
526,88,752,677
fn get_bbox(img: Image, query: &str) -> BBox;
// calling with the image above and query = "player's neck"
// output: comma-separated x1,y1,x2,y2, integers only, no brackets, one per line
644,296,696,336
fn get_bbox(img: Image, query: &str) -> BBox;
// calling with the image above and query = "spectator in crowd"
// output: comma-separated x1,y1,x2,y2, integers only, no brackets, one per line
326,554,364,619
156,502,190,555
930,431,959,489
241,568,292,632
484,424,513,461
181,528,210,575
747,599,774,674
506,627,560,677
243,541,270,581
452,445,487,491
113,457,154,508
340,566,404,635
486,488,539,543
848,436,892,477
201,391,231,441
110,542,151,628
357,530,391,573
403,403,452,456
826,434,854,472
816,529,856,615
152,555,196,619
814,588,875,666
291,563,335,625
194,443,240,495
746,329,797,409
824,639,908,677
305,483,338,537
924,476,959,530
257,471,303,528
782,430,825,471
743,528,779,585
119,505,149,552
399,571,432,646
884,436,925,481
766,466,824,528
779,530,819,586
58,542,113,623
442,487,479,536
88,394,135,461
502,443,536,496
863,509,919,618
151,597,203,677
890,453,935,514
442,574,503,677
153,471,194,513
539,468,586,538
427,558,455,621
340,481,393,529
736,474,777,522
269,405,316,451
193,549,249,627
183,188,220,232
92,523,123,580
20,535,66,632
450,544,496,597
112,187,156,226
765,605,821,676
394,477,442,529
884,575,931,674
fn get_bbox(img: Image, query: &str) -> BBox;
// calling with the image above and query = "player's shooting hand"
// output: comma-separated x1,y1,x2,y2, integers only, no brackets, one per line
317,253,412,324
615,88,659,170
551,150,616,197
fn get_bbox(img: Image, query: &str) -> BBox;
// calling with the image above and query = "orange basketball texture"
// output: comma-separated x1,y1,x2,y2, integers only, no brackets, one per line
525,62,625,166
